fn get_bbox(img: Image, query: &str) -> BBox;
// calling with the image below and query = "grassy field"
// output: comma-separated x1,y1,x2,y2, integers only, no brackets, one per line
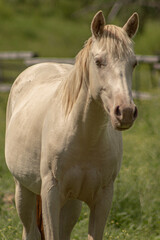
0,89,160,239
0,2,160,58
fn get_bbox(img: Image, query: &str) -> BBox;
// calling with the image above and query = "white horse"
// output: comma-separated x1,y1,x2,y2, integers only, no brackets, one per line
5,11,139,240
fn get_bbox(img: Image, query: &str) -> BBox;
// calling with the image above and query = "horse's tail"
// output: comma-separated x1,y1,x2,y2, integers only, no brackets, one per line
36,195,45,240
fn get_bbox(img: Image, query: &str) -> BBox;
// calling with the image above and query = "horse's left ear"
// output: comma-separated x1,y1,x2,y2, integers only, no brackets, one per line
123,12,139,38
91,11,105,38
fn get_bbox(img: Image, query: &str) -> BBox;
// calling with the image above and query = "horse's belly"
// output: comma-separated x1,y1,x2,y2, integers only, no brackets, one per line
5,147,41,194
5,121,42,195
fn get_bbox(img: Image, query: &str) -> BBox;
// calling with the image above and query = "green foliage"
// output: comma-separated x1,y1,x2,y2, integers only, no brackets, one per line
0,0,159,58
135,20,160,55
0,5,90,57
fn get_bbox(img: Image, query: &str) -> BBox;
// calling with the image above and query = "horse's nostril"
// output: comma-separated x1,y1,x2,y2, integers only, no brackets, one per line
133,106,138,120
115,106,121,117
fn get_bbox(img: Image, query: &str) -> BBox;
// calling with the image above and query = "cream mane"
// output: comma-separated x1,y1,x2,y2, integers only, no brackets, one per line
62,25,134,116
103,25,134,58
62,38,92,116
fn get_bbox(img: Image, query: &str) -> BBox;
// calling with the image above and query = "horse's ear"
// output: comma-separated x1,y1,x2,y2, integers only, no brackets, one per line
123,12,139,38
91,11,105,38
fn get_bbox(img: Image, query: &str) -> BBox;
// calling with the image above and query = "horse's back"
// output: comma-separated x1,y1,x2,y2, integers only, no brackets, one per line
6,62,72,124
5,62,72,194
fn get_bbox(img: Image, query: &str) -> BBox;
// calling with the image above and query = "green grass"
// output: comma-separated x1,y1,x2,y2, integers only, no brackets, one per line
0,5,90,57
135,19,160,55
0,93,21,239
0,90,160,239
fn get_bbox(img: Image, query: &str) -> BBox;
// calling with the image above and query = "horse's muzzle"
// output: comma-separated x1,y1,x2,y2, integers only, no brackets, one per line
112,103,138,131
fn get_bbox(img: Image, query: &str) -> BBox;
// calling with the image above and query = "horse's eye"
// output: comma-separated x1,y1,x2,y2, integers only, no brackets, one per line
95,59,102,68
95,58,106,68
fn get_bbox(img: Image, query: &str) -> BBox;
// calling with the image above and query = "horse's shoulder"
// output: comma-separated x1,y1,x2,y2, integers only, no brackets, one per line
6,63,73,124
12,62,72,91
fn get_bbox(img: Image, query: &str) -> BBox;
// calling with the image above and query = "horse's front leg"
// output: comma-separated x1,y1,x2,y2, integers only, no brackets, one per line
41,172,60,240
88,182,114,240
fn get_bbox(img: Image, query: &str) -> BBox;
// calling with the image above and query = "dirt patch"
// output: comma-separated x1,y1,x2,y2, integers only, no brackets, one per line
3,193,14,204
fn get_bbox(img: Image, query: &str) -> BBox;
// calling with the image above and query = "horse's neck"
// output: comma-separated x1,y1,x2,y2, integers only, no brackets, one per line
60,65,108,147
81,97,107,147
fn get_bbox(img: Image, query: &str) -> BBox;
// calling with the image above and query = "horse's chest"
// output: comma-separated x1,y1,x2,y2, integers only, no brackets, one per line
58,151,120,204
60,166,103,204
49,128,122,204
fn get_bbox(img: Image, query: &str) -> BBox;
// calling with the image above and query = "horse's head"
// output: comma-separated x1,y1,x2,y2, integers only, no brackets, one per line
89,11,139,131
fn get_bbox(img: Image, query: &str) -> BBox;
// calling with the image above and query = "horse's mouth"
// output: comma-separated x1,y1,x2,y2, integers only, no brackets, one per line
115,125,132,131
109,114,134,131
113,120,134,131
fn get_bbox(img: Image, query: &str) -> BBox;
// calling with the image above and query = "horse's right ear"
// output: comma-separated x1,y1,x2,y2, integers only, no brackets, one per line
91,11,105,38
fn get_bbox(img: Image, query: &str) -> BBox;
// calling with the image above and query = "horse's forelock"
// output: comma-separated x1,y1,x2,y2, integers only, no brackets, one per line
102,25,134,58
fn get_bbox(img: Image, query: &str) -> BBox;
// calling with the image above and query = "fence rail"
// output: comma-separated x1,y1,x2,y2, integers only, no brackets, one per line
136,55,160,64
0,52,160,86
25,58,75,66
0,51,38,60
0,51,38,83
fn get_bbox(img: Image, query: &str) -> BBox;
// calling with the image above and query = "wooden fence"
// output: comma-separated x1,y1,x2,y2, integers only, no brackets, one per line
0,52,160,87
0,52,38,83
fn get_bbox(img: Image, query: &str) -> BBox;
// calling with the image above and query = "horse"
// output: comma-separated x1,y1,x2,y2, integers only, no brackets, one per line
5,11,139,240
